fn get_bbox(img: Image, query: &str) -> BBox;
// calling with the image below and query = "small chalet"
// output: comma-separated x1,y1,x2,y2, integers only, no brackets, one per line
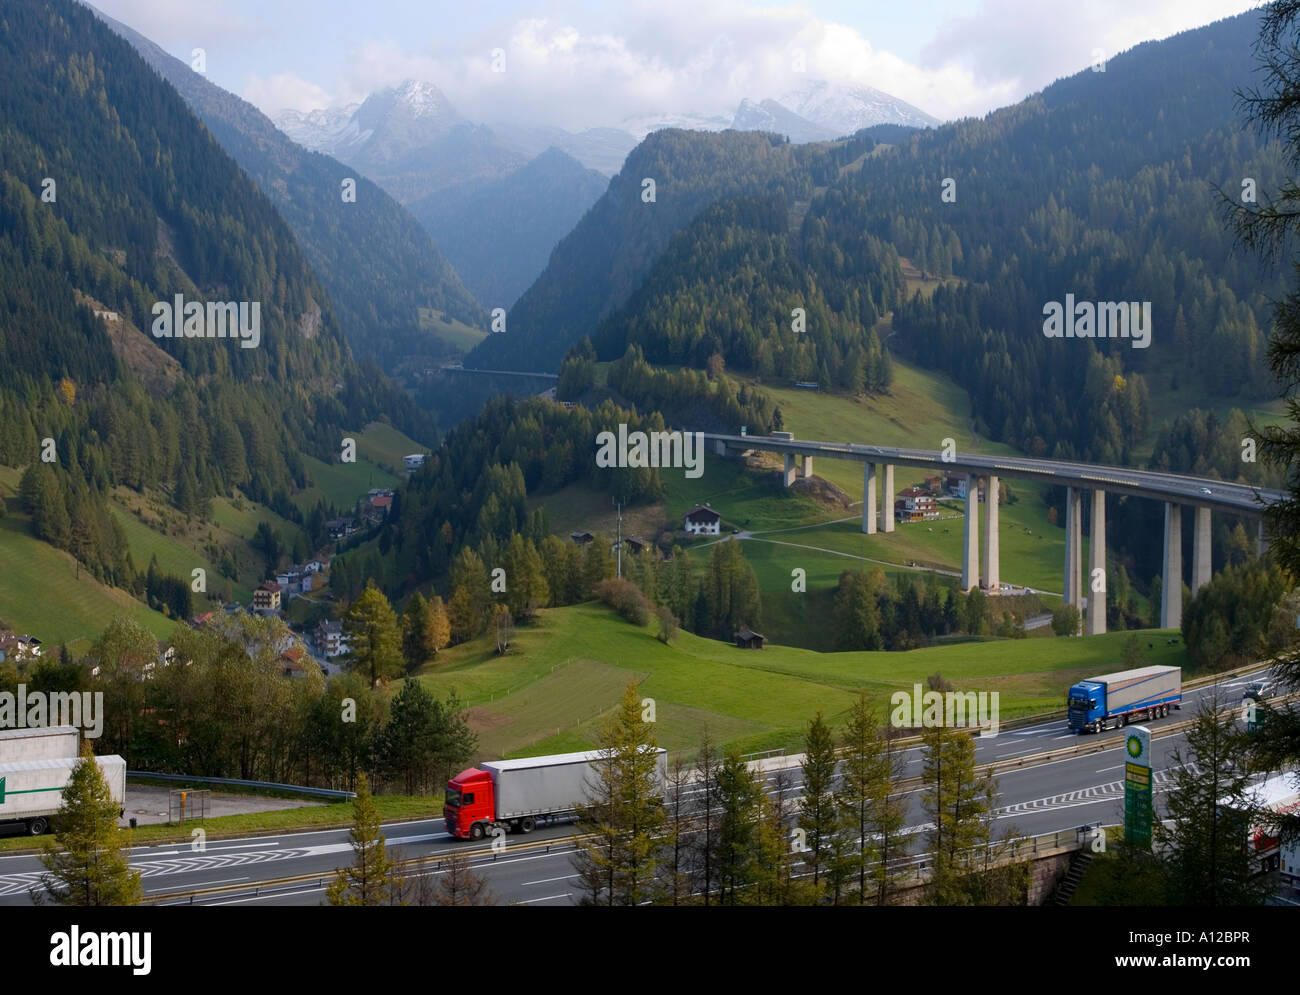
683,505,721,536
734,628,765,650
403,453,427,470
622,535,649,555
570,531,594,545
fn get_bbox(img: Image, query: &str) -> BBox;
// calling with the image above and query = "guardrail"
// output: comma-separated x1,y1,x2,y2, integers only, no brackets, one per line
127,772,356,800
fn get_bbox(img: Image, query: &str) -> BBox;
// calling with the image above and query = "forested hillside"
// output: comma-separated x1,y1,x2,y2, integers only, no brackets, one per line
95,7,487,373
0,0,431,590
412,147,608,311
477,11,1280,470
466,129,853,372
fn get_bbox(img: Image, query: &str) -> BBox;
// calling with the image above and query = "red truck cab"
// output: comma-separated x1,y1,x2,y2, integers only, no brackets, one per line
445,767,494,840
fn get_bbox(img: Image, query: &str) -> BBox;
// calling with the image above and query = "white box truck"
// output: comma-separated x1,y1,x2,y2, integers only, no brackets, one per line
0,725,81,762
444,747,668,840
0,756,127,836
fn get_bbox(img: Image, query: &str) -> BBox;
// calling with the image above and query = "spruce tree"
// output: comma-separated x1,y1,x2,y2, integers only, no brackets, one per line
798,711,839,891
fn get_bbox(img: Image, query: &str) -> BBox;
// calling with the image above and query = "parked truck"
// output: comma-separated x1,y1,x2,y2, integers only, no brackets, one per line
1068,665,1181,733
445,748,668,840
0,726,126,835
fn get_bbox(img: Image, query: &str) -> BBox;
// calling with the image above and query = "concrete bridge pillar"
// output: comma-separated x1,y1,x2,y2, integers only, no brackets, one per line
1258,519,1267,559
1086,489,1106,635
962,473,979,591
1064,487,1082,632
802,454,814,479
783,453,796,488
1161,503,1182,629
862,463,877,534
882,464,895,533
982,475,999,592
1191,506,1211,595
713,439,728,457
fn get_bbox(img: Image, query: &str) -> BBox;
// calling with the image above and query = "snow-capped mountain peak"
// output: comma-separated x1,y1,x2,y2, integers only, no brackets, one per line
777,78,940,135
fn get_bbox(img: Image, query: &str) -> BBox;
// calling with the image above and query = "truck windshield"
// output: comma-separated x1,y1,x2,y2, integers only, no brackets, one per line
444,788,461,808
1069,697,1094,710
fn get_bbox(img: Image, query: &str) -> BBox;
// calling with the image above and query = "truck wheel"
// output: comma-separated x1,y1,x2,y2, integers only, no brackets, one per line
521,817,535,833
469,822,486,841
27,817,48,836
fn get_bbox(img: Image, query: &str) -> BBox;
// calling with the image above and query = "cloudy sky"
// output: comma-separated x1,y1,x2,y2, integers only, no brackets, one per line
90,0,1262,128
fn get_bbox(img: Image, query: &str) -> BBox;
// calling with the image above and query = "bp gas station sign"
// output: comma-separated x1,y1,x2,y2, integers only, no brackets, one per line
1123,725,1153,849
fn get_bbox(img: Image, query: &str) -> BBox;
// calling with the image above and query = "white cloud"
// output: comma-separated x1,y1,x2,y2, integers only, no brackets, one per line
242,72,334,115
921,0,1262,95
219,0,1260,128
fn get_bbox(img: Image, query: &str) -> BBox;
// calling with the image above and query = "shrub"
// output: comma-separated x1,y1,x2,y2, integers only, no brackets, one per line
594,577,651,626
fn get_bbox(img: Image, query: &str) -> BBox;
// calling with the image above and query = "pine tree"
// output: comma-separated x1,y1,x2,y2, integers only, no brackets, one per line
34,740,141,906
327,773,401,906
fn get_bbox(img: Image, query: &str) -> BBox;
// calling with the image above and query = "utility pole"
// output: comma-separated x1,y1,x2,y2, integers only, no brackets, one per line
615,498,623,578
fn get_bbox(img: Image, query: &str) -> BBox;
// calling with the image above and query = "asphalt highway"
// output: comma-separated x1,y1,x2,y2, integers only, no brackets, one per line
0,667,1274,906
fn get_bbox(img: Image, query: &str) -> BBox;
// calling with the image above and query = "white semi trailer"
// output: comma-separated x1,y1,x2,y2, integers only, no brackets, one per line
0,727,126,835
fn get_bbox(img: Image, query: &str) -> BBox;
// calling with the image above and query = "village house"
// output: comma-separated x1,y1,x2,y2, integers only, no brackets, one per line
252,581,282,614
895,487,940,522
0,632,42,663
683,504,722,536
315,619,349,658
326,518,358,540
403,453,427,470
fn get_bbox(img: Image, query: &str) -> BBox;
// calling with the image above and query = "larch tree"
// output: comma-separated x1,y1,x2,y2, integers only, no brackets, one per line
327,773,401,906
34,740,141,907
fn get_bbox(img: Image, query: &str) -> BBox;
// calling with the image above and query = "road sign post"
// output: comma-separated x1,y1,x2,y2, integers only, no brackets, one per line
1123,725,1153,849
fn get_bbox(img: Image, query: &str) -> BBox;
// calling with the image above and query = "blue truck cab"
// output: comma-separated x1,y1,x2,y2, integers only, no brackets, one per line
1067,681,1106,733
1067,666,1182,733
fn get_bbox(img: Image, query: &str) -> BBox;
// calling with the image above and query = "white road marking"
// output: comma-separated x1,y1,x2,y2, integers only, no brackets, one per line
522,873,580,887
517,892,571,904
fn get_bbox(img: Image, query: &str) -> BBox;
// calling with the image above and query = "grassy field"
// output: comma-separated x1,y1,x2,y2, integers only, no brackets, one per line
0,515,173,648
108,500,245,601
418,308,488,354
294,454,397,514
413,601,1186,760
352,421,429,473
530,356,1080,649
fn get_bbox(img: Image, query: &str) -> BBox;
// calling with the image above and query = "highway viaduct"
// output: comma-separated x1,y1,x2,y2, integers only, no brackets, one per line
702,432,1286,633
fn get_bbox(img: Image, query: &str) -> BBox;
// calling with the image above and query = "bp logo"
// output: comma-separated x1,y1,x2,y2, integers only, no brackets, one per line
1126,734,1142,759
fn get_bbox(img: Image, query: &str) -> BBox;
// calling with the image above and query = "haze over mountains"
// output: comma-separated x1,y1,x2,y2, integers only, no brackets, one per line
276,76,939,177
